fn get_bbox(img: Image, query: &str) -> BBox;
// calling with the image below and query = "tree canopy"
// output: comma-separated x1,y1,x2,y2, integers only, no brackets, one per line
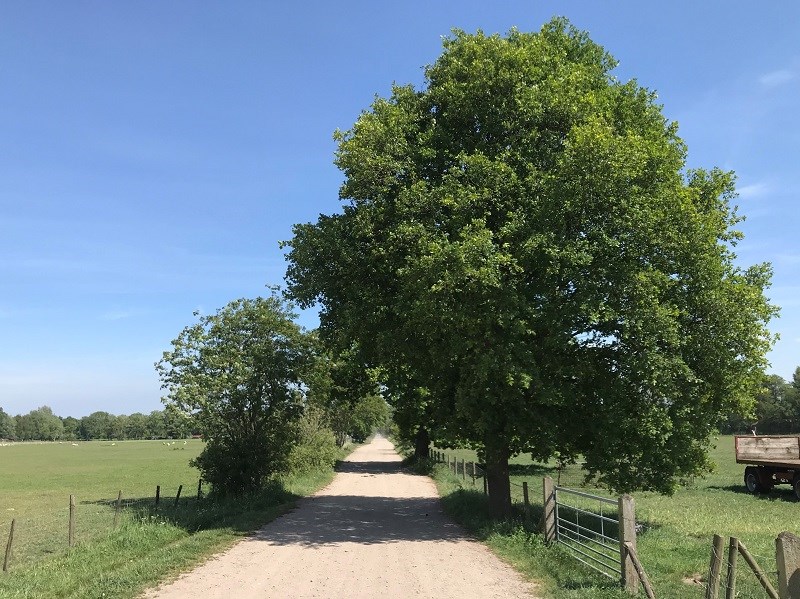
284,18,776,515
156,294,311,495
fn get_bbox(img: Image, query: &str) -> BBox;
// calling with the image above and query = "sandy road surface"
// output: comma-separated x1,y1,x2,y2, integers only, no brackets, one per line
142,435,537,598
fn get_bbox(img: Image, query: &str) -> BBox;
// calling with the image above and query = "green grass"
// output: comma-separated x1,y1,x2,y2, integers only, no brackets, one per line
430,436,793,598
0,439,349,598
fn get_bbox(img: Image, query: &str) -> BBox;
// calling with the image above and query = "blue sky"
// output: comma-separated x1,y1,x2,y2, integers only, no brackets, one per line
1,2,798,417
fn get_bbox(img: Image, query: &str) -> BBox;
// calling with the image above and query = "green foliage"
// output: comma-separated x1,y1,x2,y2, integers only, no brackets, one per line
14,406,63,441
285,18,776,498
79,411,116,440
287,405,339,473
156,293,310,496
304,342,388,446
348,393,390,442
0,406,16,439
722,372,800,434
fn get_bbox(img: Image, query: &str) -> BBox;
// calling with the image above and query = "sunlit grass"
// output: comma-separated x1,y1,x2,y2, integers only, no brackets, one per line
0,439,350,598
430,436,794,598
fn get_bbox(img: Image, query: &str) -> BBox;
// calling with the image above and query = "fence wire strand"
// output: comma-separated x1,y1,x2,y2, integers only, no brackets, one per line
703,538,780,599
1,481,204,572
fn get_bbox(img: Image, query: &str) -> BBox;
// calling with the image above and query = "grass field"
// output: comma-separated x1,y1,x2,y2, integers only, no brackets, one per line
429,436,795,598
0,439,206,567
0,439,346,598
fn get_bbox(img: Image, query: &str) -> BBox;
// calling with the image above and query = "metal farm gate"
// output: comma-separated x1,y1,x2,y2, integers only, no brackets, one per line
554,485,622,580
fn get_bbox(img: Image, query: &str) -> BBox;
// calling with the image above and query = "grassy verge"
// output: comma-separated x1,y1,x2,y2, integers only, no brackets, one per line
0,443,353,599
427,436,794,598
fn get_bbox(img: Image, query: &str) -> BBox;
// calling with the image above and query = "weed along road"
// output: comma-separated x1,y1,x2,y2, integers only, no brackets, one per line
142,435,537,598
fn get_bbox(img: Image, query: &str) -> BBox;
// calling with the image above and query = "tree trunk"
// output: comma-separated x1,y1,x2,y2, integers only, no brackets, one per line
414,426,430,461
484,437,512,519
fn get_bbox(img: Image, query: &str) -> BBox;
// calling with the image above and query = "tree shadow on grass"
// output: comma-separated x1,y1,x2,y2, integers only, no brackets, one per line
82,479,304,536
442,489,617,590
707,484,798,502
508,463,559,477
80,459,478,546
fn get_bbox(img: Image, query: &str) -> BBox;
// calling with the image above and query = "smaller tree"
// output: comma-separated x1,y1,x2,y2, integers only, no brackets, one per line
146,410,167,439
125,412,149,439
157,294,311,495
0,407,16,440
305,343,384,446
80,411,114,440
61,416,79,440
348,394,390,442
19,406,63,441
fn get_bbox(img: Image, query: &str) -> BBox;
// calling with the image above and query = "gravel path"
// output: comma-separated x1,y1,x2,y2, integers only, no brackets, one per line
142,435,538,598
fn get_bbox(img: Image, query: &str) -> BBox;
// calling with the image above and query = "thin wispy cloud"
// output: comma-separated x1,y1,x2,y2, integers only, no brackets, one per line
759,69,795,88
737,182,771,199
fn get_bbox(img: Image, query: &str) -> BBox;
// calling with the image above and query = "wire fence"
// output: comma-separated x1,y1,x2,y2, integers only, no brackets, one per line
704,534,781,599
1,481,203,572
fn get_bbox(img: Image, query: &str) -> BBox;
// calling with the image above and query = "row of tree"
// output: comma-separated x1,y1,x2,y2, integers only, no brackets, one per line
0,406,192,441
722,368,800,435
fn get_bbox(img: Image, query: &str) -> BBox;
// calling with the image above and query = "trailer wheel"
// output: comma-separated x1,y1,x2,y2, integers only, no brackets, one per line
745,467,766,493
793,474,800,500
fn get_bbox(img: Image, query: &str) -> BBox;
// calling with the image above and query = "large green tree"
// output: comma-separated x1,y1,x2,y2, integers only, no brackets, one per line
284,19,776,516
156,295,311,495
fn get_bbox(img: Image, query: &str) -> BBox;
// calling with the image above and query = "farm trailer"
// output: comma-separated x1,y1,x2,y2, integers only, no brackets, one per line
735,435,800,497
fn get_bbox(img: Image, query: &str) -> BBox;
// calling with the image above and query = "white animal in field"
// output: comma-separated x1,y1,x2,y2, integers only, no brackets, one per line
71,443,78,446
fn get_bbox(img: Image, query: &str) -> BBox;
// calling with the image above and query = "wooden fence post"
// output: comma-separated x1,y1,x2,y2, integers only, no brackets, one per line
776,531,800,599
726,537,738,599
522,482,530,514
623,542,656,599
3,519,14,572
706,534,725,599
69,494,76,547
471,461,476,480
174,485,183,508
197,478,203,500
461,459,466,480
542,476,555,542
155,485,161,506
738,540,778,598
483,472,487,495
619,494,638,594
113,490,123,528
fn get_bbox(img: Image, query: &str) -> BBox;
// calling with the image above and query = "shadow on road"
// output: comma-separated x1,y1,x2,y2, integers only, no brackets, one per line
335,459,401,475
250,493,464,546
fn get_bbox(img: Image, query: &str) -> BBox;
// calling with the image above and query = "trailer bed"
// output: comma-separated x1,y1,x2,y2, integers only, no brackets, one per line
735,435,800,468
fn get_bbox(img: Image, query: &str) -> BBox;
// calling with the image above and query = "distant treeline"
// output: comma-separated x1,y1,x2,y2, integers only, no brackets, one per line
0,405,192,441
721,368,800,435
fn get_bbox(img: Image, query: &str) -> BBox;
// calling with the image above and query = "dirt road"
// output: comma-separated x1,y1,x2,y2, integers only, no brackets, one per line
142,435,537,598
